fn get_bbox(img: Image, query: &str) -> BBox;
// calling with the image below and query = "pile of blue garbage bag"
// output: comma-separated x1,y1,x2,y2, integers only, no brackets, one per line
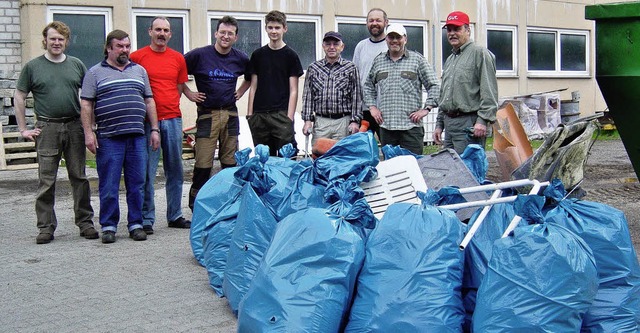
189,132,640,332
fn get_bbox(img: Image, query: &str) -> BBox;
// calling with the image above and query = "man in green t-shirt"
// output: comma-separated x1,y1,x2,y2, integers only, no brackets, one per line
14,21,98,244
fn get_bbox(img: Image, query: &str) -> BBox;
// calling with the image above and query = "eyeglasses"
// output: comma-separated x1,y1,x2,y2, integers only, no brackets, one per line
217,31,236,37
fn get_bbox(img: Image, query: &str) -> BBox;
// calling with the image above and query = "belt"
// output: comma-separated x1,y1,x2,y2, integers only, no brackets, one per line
318,113,350,120
198,106,235,112
37,115,80,123
444,110,476,118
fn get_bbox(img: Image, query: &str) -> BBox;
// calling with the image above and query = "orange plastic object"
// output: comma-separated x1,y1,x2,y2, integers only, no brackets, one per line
359,120,370,132
311,138,338,159
492,103,534,181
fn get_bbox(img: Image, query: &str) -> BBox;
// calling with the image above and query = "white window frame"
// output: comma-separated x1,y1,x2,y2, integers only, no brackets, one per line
47,6,112,35
47,6,112,68
208,12,322,64
335,17,430,61
131,9,190,53
487,24,518,77
526,27,590,78
391,19,430,61
334,16,363,27
334,16,374,61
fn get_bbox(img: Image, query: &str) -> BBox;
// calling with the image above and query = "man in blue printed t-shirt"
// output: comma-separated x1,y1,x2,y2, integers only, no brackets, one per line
80,29,161,244
183,15,250,210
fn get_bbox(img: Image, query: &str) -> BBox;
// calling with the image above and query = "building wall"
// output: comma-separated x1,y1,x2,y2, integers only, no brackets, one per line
14,0,619,128
0,0,22,125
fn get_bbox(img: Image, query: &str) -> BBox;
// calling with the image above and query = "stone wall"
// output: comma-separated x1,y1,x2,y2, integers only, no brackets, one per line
0,0,26,128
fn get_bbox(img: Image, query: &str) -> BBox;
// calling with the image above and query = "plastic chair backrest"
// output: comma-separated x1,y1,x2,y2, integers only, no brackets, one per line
361,155,427,219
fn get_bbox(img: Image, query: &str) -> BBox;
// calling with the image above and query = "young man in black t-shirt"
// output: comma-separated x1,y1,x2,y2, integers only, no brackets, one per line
245,10,304,156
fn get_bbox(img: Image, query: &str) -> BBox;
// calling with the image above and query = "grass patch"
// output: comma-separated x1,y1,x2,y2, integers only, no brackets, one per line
594,129,620,141
86,159,97,168
423,136,544,155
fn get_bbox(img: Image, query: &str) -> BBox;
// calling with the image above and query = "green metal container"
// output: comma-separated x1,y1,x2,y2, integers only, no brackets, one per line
586,2,640,179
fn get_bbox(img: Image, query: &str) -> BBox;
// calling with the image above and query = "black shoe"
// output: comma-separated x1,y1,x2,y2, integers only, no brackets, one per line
80,227,99,239
168,217,191,229
129,228,147,241
36,232,54,244
143,225,154,235
102,231,116,244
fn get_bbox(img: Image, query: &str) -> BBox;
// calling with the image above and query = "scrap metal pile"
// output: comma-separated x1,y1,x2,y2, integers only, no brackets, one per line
190,132,640,332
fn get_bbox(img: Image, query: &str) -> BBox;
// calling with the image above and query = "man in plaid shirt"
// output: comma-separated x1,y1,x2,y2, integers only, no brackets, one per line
302,31,362,146
364,23,440,155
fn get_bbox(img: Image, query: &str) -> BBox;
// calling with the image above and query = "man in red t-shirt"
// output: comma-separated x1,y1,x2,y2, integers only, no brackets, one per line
131,16,199,234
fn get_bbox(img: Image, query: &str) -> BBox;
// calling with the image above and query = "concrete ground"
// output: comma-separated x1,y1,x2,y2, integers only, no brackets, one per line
0,138,638,332
0,170,237,332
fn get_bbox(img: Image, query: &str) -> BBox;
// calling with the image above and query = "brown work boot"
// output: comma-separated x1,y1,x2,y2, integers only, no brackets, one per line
36,232,54,244
80,227,99,239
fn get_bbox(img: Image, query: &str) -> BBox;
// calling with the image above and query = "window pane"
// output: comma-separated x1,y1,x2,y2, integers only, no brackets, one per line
405,26,424,56
561,34,586,71
488,30,513,71
53,13,105,68
210,19,262,57
283,21,317,69
136,16,184,53
337,22,369,61
442,28,451,67
528,31,555,71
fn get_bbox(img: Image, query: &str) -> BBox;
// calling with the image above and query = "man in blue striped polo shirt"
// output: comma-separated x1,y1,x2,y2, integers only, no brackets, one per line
80,29,161,244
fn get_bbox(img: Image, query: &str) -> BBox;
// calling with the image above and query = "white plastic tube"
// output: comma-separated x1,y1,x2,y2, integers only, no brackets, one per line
500,180,549,238
458,189,503,250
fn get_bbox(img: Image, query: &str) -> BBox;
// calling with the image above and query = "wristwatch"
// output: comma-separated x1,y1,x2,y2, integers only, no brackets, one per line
151,128,160,133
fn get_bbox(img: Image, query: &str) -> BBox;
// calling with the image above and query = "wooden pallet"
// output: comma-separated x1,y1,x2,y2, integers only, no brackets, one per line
0,123,38,170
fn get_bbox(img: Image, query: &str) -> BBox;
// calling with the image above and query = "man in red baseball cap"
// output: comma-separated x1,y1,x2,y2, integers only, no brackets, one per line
434,11,498,154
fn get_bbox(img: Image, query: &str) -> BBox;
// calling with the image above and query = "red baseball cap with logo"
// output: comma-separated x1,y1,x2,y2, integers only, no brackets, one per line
444,11,470,27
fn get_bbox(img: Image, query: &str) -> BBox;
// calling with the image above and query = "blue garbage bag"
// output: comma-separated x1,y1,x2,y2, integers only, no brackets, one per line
223,182,279,314
266,160,328,221
543,179,640,333
381,144,421,159
426,186,468,206
277,143,297,160
346,191,466,332
223,151,297,313
462,201,517,332
313,132,379,184
201,146,275,296
190,148,251,266
202,216,236,297
460,144,488,184
237,177,376,333
473,195,599,332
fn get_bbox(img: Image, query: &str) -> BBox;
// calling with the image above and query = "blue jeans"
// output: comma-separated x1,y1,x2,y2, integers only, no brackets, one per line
96,134,147,232
143,119,184,226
